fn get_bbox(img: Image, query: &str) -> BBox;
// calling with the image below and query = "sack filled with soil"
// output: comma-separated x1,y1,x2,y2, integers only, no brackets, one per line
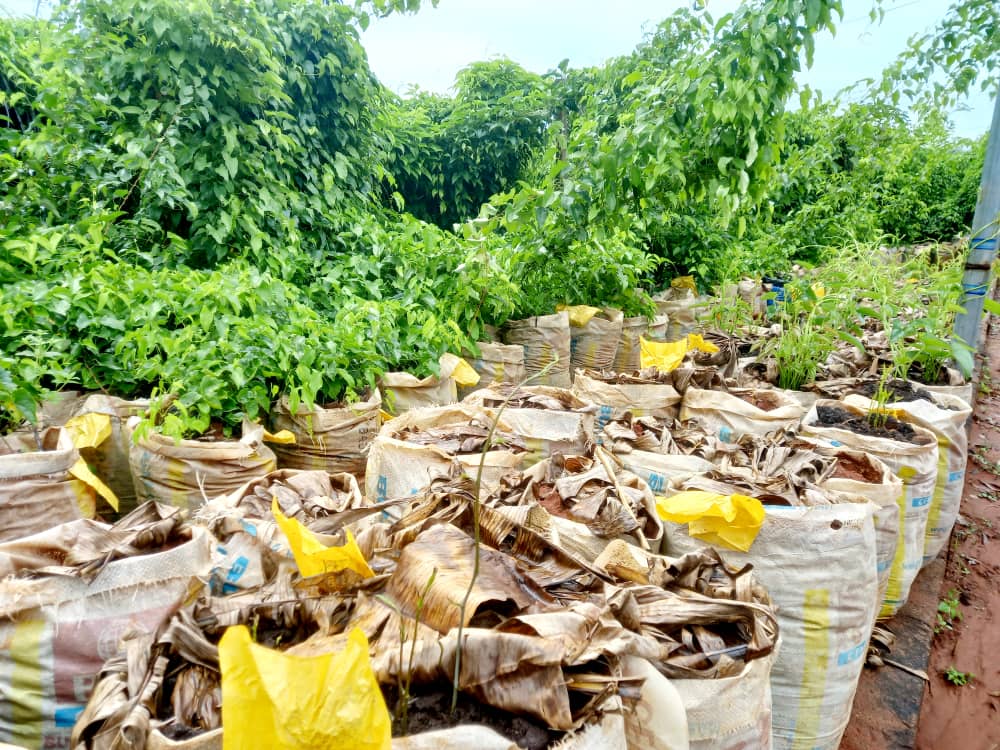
0,504,211,748
565,306,624,375
459,341,526,400
501,312,572,388
382,353,478,415
128,419,277,510
463,385,596,466
365,405,525,508
269,390,381,478
843,383,971,566
612,316,649,373
679,387,805,442
0,426,97,542
73,394,151,517
809,443,903,608
800,399,938,618
662,479,878,750
572,369,681,441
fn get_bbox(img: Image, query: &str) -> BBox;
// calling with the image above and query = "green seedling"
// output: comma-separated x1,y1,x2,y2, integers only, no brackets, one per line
944,666,974,686
935,589,963,633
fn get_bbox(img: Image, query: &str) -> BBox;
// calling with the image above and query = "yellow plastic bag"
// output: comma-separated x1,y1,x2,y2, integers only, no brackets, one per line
685,333,719,355
263,427,296,444
671,276,697,292
63,412,119,511
656,491,765,552
219,625,391,750
272,498,374,578
441,352,481,388
557,303,602,327
640,334,720,372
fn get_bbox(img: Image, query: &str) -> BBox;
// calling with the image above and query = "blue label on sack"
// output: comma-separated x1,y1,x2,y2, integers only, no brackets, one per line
55,705,84,727
241,519,258,536
911,495,931,508
877,560,891,573
904,559,922,571
719,426,733,442
837,641,867,666
596,404,613,432
829,440,842,447
227,555,249,583
948,470,965,482
376,474,388,503
647,472,666,493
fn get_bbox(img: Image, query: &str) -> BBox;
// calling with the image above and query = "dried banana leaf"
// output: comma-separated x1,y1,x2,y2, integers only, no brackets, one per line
384,524,553,632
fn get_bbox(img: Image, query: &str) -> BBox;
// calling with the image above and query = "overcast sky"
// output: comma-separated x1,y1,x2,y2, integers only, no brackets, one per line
1,0,993,138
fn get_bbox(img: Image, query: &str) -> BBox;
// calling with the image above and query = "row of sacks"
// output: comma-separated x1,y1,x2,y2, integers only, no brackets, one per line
360,371,972,750
0,378,967,750
5,366,969,627
362,399,884,750
0,467,779,750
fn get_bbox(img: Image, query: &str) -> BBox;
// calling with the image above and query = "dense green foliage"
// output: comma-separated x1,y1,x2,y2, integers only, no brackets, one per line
0,0,990,435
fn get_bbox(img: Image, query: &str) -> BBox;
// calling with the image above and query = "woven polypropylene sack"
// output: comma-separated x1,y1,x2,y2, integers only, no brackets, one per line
269,391,381,478
646,314,669,341
800,400,938,618
617,451,714,497
0,524,211,749
673,650,775,750
463,386,596,467
365,405,523,505
569,308,624,375
572,371,680,441
0,427,95,543
679,388,804,442
843,391,971,565
502,312,572,388
613,317,649,373
664,500,878,750
459,342,526,400
128,420,276,510
815,446,902,608
74,394,150,517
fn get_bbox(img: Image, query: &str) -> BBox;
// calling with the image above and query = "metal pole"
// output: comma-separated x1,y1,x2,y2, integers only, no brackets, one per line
954,93,1000,352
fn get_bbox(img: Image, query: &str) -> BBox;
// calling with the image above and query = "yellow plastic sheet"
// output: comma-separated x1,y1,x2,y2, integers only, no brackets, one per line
219,625,391,750
640,337,687,372
441,352,481,388
263,428,296,444
671,276,697,292
640,334,720,372
63,413,119,512
272,498,374,579
686,333,720,354
656,491,765,552
557,303,602,327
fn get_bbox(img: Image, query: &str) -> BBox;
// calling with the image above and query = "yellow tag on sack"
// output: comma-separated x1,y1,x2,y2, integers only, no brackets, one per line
64,413,119,512
656,491,765,552
640,337,688,372
440,352,481,388
557,304,602,327
671,276,697,292
219,625,391,750
686,333,720,354
640,334,719,372
272,498,374,579
263,428,296,444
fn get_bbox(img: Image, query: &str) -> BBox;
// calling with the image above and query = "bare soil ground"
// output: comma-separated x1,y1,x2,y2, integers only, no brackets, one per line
915,324,1000,750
